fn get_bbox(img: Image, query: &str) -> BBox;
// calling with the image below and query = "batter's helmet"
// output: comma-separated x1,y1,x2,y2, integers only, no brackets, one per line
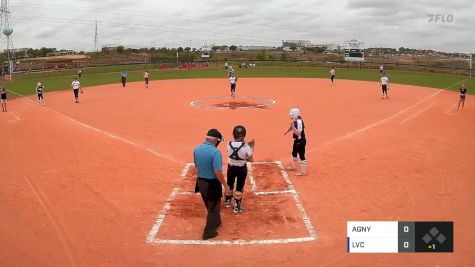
233,125,246,139
289,108,301,120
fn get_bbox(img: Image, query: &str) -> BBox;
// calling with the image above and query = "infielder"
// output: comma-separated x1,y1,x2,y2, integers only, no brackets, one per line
121,69,128,87
284,108,307,176
457,84,467,111
330,67,336,84
229,75,238,98
71,77,82,103
380,73,389,99
144,69,149,88
224,125,254,214
36,82,45,105
1,87,7,112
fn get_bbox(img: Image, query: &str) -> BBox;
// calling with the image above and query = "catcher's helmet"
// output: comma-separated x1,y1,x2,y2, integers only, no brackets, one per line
233,125,246,139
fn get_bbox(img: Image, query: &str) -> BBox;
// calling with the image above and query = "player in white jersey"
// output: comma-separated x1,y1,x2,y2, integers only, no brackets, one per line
36,82,45,105
330,67,336,84
224,125,254,213
229,75,237,97
71,77,82,103
144,69,149,88
284,108,307,176
380,73,389,99
379,65,384,75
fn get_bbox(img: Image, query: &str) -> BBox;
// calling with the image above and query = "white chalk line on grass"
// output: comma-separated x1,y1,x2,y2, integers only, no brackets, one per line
8,89,179,163
147,161,318,245
400,102,436,124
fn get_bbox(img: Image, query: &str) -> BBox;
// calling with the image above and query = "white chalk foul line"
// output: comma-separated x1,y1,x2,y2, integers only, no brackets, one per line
146,187,179,243
400,102,436,124
275,161,317,238
7,89,178,163
24,175,79,267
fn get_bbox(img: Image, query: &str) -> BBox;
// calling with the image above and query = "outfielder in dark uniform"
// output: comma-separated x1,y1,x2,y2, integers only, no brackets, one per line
225,125,254,213
1,87,7,112
457,83,467,111
121,69,128,87
284,108,307,176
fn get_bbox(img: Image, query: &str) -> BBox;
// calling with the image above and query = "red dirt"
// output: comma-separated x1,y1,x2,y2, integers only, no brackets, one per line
251,163,290,191
1,78,474,266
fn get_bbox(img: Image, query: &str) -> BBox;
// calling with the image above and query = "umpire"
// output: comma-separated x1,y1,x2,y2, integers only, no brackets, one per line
194,128,231,240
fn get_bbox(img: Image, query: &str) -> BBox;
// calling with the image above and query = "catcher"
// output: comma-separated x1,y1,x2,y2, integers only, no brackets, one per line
225,125,254,213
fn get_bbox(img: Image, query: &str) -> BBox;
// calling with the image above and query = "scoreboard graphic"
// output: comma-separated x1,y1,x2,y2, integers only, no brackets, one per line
347,221,453,253
344,39,365,62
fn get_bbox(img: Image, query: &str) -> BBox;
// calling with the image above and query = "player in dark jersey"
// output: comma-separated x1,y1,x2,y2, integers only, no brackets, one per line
36,82,45,105
224,125,254,213
1,87,7,112
457,84,467,111
284,108,307,176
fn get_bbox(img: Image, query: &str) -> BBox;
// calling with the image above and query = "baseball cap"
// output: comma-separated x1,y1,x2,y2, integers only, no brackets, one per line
207,128,223,141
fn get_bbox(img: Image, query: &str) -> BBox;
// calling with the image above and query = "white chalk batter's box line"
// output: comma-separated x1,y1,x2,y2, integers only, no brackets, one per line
146,161,317,245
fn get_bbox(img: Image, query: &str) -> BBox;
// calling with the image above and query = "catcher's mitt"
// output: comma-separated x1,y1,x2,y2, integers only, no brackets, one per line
247,139,255,150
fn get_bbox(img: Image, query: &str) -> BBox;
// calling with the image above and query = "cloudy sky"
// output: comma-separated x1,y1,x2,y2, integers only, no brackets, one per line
7,0,475,52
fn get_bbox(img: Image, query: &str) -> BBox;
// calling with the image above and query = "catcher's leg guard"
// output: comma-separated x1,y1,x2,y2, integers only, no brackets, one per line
225,191,233,208
233,191,244,213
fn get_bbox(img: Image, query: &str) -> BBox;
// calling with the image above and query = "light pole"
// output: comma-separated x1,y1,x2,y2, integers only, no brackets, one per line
3,26,13,81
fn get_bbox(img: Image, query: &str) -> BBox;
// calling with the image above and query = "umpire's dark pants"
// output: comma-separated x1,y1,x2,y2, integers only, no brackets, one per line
198,178,222,238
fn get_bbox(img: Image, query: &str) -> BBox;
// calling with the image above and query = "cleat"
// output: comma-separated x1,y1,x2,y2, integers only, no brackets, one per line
225,199,231,208
233,207,245,214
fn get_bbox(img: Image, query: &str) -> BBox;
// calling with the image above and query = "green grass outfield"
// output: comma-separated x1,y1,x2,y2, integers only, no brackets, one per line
5,67,473,99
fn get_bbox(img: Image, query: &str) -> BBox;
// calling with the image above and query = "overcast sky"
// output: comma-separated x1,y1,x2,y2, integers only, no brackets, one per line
7,0,475,52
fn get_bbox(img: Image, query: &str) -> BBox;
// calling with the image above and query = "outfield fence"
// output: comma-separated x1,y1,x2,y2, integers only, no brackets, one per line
8,58,472,82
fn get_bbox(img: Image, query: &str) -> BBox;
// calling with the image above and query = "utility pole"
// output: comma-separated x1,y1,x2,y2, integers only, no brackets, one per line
94,20,98,53
0,0,13,82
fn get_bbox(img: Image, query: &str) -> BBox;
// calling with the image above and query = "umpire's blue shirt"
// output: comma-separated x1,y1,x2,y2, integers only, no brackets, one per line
193,141,223,179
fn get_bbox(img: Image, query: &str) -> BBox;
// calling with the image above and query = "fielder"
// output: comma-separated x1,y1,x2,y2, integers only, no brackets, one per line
229,75,238,98
380,73,389,99
284,108,307,176
144,69,149,88
121,69,128,87
1,87,7,112
36,82,45,105
71,77,82,103
457,84,467,111
225,125,254,213
330,67,336,84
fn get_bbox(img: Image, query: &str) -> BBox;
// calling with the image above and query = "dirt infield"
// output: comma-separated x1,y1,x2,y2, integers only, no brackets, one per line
1,78,474,266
